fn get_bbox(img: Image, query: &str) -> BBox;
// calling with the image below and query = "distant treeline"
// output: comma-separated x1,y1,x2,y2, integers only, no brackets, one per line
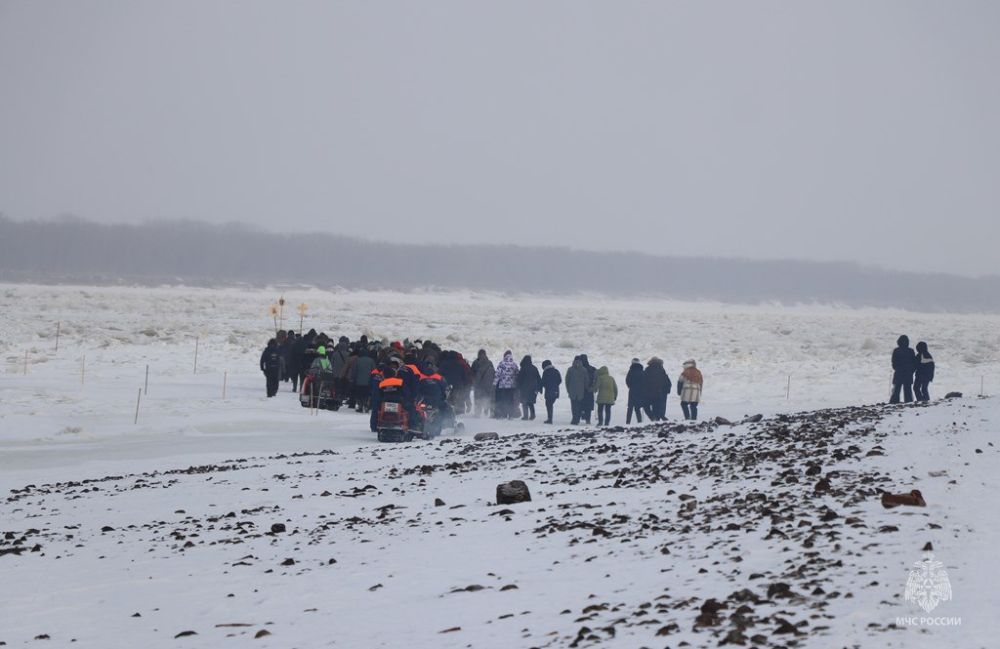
1,215,998,312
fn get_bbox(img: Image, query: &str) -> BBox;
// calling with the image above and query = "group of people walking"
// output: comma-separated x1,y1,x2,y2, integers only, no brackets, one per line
261,332,706,425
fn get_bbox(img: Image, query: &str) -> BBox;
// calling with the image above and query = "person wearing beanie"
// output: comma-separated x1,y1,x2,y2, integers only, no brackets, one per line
890,335,917,403
540,360,562,424
676,360,703,420
625,358,645,424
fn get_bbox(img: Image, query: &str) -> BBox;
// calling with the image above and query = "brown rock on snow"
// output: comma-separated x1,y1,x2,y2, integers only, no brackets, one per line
881,490,926,508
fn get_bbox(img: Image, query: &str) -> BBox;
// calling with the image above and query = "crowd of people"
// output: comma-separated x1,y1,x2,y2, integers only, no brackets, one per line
261,331,942,430
259,330,707,427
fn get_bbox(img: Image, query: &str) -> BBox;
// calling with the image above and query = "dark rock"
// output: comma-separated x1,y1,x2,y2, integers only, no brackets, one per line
496,480,531,505
174,631,197,638
944,392,962,399
281,558,295,566
766,582,792,599
434,498,446,507
100,526,114,533
714,417,734,426
254,629,271,639
694,598,726,627
270,523,286,534
474,432,499,442
745,414,764,423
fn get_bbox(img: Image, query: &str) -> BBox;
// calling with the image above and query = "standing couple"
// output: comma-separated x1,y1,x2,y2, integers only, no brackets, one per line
890,335,935,403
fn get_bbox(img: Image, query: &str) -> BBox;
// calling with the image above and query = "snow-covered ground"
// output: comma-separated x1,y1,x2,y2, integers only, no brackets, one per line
1,283,998,647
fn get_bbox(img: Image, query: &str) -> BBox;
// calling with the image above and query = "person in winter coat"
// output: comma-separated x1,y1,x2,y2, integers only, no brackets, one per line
296,329,317,388
516,355,543,420
676,360,703,421
311,345,332,371
625,358,645,424
439,351,473,415
565,356,590,425
579,354,596,424
642,357,671,421
890,335,917,404
493,351,519,419
330,338,352,395
913,341,935,403
471,349,496,417
368,364,385,432
260,338,283,397
594,366,618,426
540,360,562,424
285,332,304,392
351,350,377,412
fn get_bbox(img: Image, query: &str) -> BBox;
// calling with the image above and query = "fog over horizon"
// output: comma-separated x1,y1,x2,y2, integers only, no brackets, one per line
2,2,999,278
3,215,1000,313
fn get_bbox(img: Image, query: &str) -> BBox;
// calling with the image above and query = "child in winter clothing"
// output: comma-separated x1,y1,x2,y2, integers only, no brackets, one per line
677,360,703,420
594,366,618,426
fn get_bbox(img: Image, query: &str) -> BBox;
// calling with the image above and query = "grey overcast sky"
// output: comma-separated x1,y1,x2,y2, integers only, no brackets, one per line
1,2,998,276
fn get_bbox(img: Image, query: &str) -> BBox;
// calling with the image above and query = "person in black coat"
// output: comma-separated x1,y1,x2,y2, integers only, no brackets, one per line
579,354,596,424
642,357,671,421
890,335,917,404
540,360,562,424
517,355,543,420
260,338,283,397
913,341,935,402
625,358,645,424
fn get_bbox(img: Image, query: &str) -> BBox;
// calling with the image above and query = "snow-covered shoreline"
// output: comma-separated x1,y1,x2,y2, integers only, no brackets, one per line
2,398,996,648
2,284,997,647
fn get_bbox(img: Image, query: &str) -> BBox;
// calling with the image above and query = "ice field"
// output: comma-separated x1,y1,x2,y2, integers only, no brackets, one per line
1,283,998,648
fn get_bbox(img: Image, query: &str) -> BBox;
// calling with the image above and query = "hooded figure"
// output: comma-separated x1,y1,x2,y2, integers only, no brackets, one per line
565,356,590,425
913,341,934,402
594,366,618,426
516,355,543,420
677,360,703,421
642,357,671,421
471,349,496,417
890,335,917,404
493,351,519,419
260,338,283,397
625,358,645,424
540,360,562,424
311,345,332,371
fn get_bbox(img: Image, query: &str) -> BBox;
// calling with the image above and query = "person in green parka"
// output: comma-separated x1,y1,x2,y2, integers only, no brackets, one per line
594,366,618,426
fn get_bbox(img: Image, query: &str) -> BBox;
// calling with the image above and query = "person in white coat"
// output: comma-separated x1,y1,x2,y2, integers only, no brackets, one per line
676,360,703,421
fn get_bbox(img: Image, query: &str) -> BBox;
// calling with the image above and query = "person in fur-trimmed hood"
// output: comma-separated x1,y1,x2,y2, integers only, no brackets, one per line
677,360,703,420
493,351,519,419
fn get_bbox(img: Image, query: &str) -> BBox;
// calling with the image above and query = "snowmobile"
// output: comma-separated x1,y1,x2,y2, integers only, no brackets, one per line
299,369,342,411
376,397,464,443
